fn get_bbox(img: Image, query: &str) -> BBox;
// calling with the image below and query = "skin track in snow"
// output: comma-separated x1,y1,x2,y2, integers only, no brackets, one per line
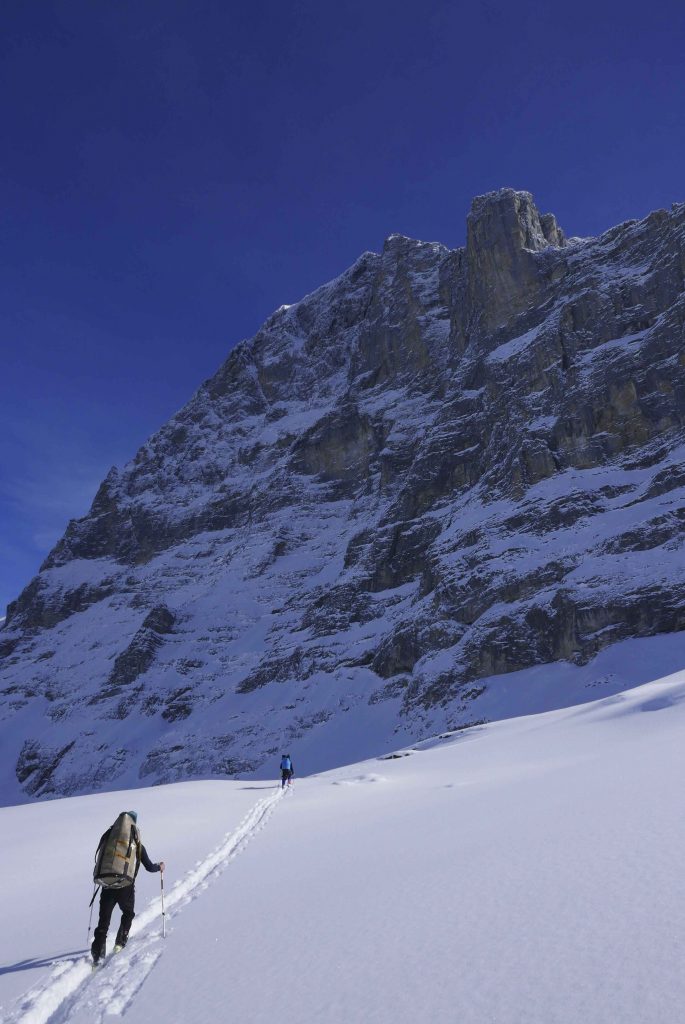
5,672,685,1023
4,788,285,1024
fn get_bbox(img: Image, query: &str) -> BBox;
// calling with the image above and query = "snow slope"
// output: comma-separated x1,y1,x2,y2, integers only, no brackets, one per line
4,191,685,801
3,669,685,1024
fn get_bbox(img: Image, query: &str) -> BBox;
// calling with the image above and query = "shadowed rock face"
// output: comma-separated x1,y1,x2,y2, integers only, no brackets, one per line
95,604,176,698
2,188,685,799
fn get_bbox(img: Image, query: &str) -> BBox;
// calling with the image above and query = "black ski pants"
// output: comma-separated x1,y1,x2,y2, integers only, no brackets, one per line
92,886,136,958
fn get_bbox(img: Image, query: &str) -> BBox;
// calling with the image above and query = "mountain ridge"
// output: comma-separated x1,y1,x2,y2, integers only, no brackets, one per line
1,187,684,801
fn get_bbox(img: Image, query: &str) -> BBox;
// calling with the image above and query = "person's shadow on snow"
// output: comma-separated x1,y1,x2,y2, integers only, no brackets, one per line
0,950,86,976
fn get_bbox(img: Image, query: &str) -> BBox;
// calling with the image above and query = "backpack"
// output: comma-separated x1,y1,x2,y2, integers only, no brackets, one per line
281,756,291,771
94,812,140,888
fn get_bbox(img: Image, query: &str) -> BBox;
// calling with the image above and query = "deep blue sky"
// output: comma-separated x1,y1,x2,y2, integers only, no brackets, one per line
1,0,684,614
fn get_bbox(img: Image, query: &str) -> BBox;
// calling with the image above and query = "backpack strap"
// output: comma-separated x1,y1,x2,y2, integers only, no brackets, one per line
94,828,109,866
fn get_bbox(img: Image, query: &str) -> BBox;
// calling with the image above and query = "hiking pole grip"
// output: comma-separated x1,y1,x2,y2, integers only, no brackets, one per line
160,868,166,939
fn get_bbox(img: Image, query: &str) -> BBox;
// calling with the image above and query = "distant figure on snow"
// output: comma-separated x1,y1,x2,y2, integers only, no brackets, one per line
280,754,294,788
91,810,165,965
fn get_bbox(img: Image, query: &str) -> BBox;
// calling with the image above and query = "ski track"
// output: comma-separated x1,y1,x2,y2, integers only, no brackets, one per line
6,787,286,1024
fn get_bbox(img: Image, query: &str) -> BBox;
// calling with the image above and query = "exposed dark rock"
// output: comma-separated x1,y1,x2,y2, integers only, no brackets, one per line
237,645,333,693
368,676,411,704
0,636,20,660
6,578,117,631
161,686,194,721
3,188,685,799
139,736,256,781
16,739,76,797
372,621,463,679
97,604,177,699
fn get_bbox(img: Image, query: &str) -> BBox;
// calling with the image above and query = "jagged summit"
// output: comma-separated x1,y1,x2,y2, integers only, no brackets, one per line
1,190,684,802
469,188,567,250
383,190,567,265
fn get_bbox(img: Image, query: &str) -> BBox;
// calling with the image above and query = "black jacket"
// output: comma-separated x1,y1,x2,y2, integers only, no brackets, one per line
139,843,161,874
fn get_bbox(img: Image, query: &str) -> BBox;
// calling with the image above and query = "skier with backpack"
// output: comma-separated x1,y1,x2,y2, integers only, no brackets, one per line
90,810,165,965
280,753,294,788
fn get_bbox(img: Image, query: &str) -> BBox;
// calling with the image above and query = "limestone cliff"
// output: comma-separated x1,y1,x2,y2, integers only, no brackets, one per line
2,188,684,801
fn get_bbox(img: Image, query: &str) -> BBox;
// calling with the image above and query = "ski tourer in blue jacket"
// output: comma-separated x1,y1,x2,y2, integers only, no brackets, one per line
280,754,294,788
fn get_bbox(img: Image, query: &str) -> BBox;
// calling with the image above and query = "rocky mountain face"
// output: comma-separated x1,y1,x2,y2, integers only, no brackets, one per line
2,188,685,802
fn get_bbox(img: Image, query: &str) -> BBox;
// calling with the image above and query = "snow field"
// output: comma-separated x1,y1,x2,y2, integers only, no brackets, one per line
1,782,284,1021
3,671,685,1023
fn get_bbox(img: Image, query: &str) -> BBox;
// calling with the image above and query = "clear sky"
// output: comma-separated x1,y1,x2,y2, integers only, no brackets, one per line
1,0,684,614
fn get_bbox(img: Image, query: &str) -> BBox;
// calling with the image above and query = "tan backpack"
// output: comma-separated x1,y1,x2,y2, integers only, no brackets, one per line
94,813,140,888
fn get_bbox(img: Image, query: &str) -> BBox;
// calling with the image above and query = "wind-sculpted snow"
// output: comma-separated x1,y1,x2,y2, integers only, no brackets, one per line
4,788,284,1024
1,188,685,800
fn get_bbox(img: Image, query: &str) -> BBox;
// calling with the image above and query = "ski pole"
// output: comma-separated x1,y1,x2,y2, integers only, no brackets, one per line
86,886,98,948
160,868,166,939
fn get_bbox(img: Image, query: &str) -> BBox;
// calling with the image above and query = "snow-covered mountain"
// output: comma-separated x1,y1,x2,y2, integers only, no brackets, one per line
1,188,685,802
3,671,685,1023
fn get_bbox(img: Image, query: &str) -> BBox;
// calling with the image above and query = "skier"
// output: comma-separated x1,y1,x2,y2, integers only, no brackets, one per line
91,811,165,965
280,753,294,788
